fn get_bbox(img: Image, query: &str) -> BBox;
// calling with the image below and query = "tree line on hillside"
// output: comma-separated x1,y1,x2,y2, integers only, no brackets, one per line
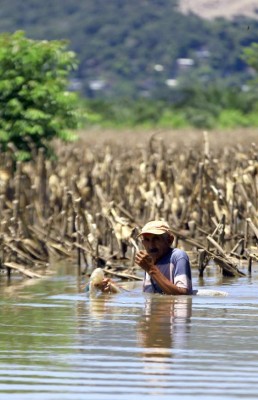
0,31,258,162
0,0,258,99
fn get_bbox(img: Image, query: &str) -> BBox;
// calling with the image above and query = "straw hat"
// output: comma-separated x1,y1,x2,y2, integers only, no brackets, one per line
138,220,172,237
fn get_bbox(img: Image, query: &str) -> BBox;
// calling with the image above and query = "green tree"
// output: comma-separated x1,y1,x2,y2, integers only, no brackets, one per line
242,42,258,73
0,31,80,160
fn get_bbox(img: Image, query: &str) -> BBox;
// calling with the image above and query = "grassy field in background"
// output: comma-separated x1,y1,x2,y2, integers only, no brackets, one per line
79,127,258,151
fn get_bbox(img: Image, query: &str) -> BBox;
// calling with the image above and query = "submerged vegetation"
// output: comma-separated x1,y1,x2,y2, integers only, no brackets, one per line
0,130,257,280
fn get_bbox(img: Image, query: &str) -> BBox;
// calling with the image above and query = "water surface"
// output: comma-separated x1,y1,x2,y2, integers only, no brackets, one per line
1,262,258,400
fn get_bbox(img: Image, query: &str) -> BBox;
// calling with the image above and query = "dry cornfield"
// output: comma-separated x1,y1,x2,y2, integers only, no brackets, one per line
0,128,257,280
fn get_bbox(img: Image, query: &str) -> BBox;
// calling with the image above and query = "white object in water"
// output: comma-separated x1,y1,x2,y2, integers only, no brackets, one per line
90,268,105,285
193,289,228,297
87,268,120,294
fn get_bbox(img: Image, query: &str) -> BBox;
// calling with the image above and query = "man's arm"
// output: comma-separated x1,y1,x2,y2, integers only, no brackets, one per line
148,265,189,295
135,250,190,295
94,278,119,293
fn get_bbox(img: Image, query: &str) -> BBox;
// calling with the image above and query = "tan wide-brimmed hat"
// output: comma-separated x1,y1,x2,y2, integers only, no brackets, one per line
138,220,172,237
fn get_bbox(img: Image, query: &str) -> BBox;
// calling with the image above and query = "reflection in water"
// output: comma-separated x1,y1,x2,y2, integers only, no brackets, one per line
136,296,192,396
87,293,109,320
137,296,192,356
3,265,258,400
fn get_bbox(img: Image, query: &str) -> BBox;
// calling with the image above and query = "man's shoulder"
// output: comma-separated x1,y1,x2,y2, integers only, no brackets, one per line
171,247,189,261
171,248,192,278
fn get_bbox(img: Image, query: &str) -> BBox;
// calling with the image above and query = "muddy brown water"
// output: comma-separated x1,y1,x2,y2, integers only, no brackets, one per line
1,262,258,400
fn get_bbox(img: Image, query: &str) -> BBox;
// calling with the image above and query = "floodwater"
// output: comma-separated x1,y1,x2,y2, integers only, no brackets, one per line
1,262,258,400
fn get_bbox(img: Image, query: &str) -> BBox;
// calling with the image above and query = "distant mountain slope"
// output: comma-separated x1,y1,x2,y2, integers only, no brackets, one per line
179,0,258,20
0,0,258,98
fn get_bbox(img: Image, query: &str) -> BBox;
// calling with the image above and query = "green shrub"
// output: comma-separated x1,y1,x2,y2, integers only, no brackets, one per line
0,31,80,160
158,109,189,128
218,109,251,128
184,108,216,129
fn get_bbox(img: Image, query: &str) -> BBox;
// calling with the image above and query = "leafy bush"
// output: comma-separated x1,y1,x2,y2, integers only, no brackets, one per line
183,107,216,129
217,109,258,128
0,31,80,160
158,109,189,128
218,109,251,128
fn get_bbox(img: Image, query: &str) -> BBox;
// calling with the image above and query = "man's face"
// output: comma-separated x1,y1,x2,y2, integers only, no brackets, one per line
141,233,172,263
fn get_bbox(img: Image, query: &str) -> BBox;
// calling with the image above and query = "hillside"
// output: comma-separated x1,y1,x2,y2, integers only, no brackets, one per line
180,0,258,20
0,0,258,99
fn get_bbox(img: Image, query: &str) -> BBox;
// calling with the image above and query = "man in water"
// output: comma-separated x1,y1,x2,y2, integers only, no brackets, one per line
135,220,192,295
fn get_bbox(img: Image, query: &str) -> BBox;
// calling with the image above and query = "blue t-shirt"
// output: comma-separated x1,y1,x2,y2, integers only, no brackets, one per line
143,248,192,294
